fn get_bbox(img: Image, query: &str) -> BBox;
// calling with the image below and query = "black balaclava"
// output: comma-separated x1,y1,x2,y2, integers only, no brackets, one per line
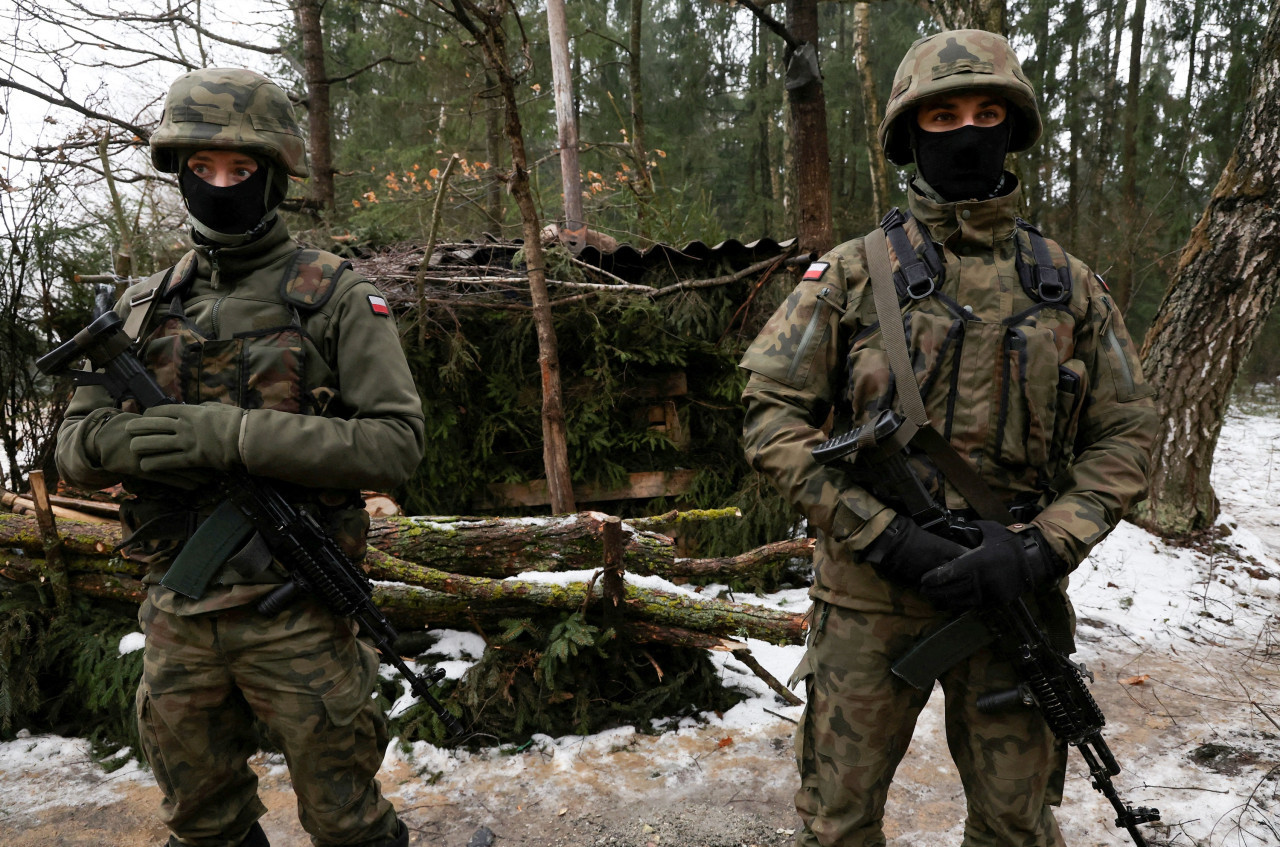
912,119,1013,202
179,159,272,239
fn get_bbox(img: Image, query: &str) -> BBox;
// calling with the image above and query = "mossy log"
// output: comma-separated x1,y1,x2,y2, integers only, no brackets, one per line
365,512,676,576
1,510,813,583
0,514,808,646
365,550,806,645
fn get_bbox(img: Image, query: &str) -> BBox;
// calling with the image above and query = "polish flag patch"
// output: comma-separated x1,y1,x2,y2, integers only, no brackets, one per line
368,294,390,316
803,262,829,281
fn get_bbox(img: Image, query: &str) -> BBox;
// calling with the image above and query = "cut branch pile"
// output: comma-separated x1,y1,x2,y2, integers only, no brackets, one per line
0,509,812,659
348,242,795,314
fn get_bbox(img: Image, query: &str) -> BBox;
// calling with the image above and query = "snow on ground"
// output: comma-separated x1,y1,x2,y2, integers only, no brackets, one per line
2,406,1278,845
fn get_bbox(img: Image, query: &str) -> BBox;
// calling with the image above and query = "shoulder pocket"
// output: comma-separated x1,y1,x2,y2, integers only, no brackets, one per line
1097,296,1153,403
740,281,842,389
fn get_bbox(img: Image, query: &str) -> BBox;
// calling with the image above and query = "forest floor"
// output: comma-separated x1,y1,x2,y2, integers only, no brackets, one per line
2,401,1279,847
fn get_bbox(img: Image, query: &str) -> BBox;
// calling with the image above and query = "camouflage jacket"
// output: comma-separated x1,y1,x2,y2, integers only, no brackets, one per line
56,216,426,613
741,179,1155,614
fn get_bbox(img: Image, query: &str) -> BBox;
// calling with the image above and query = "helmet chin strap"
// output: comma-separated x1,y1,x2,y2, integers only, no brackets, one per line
189,211,278,247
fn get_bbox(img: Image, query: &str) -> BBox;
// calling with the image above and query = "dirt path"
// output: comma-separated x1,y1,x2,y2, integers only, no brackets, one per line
5,623,1274,847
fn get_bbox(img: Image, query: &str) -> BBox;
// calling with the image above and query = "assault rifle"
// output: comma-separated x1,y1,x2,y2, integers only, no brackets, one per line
38,310,465,738
813,412,1161,846
813,409,981,548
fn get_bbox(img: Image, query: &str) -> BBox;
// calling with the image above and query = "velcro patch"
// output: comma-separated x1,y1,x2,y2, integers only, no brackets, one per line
368,294,390,316
803,262,830,281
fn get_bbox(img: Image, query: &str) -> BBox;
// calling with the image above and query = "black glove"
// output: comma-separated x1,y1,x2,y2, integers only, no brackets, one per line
864,514,970,589
918,520,1064,610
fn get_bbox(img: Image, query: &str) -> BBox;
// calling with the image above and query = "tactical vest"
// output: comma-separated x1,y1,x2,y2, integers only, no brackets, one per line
118,248,370,572
128,248,350,414
845,208,1087,506
879,207,1073,308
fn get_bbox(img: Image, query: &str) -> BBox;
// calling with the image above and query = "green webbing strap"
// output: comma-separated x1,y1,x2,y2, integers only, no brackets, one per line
864,229,1014,526
159,499,256,599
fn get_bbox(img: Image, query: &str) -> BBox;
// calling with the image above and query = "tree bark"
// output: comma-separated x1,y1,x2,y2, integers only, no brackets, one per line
0,511,814,584
628,0,654,209
546,0,584,247
853,2,889,223
483,70,505,229
1084,0,1127,241
932,0,1006,33
1118,0,1148,313
785,0,834,254
1065,0,1083,246
0,516,808,647
292,0,335,211
1134,0,1280,536
445,0,576,514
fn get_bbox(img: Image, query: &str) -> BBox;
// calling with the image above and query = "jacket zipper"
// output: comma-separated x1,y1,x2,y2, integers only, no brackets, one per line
1105,326,1136,397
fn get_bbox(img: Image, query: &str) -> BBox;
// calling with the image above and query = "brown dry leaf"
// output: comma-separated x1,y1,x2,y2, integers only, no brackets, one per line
1121,674,1150,686
717,737,734,749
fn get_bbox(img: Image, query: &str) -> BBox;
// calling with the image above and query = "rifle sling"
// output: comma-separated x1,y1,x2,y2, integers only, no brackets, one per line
863,229,1014,526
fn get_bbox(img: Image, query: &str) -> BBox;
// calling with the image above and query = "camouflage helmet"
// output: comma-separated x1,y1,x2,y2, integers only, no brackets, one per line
151,67,308,178
879,30,1041,166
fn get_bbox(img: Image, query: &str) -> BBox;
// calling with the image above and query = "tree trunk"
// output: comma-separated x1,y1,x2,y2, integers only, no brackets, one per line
1065,0,1082,246
755,21,775,235
483,70,505,229
628,0,654,211
293,0,335,211
1134,0,1280,536
853,2,889,223
785,0,834,254
1118,0,1148,313
546,0,584,247
447,0,576,514
932,0,1007,33
0,511,814,585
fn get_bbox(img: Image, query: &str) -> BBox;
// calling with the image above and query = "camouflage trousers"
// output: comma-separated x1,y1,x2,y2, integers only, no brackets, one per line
136,591,401,847
792,600,1067,847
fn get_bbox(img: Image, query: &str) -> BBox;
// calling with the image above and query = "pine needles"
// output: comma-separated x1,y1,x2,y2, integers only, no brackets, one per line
394,610,748,747
0,584,143,763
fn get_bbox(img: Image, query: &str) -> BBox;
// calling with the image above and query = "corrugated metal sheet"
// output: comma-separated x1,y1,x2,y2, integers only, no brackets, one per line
429,235,800,284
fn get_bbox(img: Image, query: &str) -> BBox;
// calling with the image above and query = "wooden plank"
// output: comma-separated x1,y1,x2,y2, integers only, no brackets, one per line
480,469,698,509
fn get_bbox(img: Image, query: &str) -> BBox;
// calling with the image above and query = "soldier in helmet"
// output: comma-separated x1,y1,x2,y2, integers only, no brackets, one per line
55,68,424,847
741,30,1155,845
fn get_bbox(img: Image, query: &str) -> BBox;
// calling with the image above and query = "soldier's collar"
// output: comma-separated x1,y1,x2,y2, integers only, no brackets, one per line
192,214,296,277
908,173,1022,249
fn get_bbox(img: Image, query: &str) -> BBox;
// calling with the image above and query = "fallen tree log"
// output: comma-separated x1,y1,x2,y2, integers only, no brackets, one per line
365,512,675,576
0,510,814,583
0,515,808,646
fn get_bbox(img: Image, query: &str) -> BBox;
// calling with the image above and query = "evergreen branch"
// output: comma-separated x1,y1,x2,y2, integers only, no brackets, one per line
326,54,419,85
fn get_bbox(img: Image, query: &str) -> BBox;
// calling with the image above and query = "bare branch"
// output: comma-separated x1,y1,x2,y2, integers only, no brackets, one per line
0,78,151,140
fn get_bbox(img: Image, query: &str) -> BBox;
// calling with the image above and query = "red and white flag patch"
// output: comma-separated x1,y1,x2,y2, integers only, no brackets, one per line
368,294,390,316
803,262,829,281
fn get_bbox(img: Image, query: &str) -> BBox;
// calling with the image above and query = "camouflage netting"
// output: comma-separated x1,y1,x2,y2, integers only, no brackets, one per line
345,237,806,560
